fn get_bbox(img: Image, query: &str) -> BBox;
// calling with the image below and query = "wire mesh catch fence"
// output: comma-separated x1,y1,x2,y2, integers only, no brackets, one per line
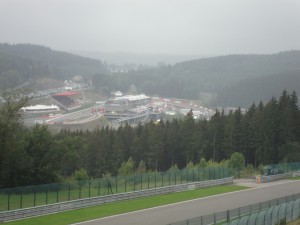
0,166,231,212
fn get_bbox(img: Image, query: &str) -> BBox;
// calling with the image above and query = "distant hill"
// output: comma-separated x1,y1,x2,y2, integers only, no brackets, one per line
0,43,106,89
213,71,300,108
102,50,300,107
1,44,300,108
172,51,300,92
72,50,212,66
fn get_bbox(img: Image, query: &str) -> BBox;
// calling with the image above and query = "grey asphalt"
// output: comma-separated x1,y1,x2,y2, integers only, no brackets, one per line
73,179,300,225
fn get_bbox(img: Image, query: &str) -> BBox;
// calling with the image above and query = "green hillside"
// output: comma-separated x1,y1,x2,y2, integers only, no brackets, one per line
1,44,299,108
0,43,106,89
214,70,300,107
98,50,300,106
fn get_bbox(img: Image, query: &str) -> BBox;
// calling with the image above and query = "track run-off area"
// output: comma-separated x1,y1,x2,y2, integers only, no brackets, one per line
73,179,300,225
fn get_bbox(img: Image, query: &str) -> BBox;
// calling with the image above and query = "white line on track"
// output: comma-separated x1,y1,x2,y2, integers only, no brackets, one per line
72,179,299,225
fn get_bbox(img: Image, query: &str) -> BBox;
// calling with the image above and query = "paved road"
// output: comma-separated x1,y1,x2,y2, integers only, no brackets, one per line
73,180,300,225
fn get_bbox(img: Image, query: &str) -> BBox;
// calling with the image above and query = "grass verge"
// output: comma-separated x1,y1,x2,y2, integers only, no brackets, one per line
287,218,300,225
289,176,300,180
3,185,248,225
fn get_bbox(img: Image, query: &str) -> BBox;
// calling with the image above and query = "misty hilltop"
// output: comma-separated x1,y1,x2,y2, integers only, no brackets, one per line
0,43,106,89
98,50,300,108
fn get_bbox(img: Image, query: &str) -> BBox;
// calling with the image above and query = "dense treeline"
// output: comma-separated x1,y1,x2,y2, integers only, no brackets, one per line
0,90,300,188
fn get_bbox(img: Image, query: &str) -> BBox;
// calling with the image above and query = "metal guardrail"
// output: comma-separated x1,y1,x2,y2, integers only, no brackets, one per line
169,193,300,225
0,177,233,222
257,172,297,183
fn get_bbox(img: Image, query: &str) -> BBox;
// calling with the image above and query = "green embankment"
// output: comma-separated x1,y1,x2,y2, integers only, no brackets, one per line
3,185,248,225
287,218,300,225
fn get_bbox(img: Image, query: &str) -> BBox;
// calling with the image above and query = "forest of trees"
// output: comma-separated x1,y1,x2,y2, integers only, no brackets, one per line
0,89,299,188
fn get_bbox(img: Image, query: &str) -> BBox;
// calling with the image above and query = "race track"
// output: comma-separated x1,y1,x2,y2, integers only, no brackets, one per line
73,180,300,225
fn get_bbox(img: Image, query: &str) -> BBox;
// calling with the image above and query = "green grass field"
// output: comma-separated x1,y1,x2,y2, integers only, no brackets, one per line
289,176,300,180
3,185,248,225
287,218,300,225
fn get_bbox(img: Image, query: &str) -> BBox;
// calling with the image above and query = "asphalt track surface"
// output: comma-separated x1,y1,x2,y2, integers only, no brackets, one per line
73,179,300,225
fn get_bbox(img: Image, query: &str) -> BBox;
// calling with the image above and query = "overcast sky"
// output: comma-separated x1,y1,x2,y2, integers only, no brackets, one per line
0,0,299,55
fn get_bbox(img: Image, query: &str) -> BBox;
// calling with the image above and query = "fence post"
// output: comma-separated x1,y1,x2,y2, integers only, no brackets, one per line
214,213,216,225
147,174,149,189
254,211,259,225
181,170,182,184
68,183,70,201
79,185,81,199
270,206,275,225
187,170,189,183
125,177,127,192
192,169,195,181
155,173,157,188
223,167,225,178
34,190,36,207
20,192,23,209
259,202,262,211
116,177,118,193
140,175,143,190
56,188,59,203
298,199,300,218
291,201,294,220
263,208,266,224
285,202,288,223
227,210,230,223
214,167,216,179
175,171,177,185
201,216,203,225
98,180,100,196
46,188,48,205
162,172,164,187
133,175,136,191
7,194,10,211
89,181,91,198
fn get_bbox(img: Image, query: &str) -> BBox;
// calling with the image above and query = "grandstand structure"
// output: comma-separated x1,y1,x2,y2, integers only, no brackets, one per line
104,94,150,113
21,104,59,113
52,91,82,111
